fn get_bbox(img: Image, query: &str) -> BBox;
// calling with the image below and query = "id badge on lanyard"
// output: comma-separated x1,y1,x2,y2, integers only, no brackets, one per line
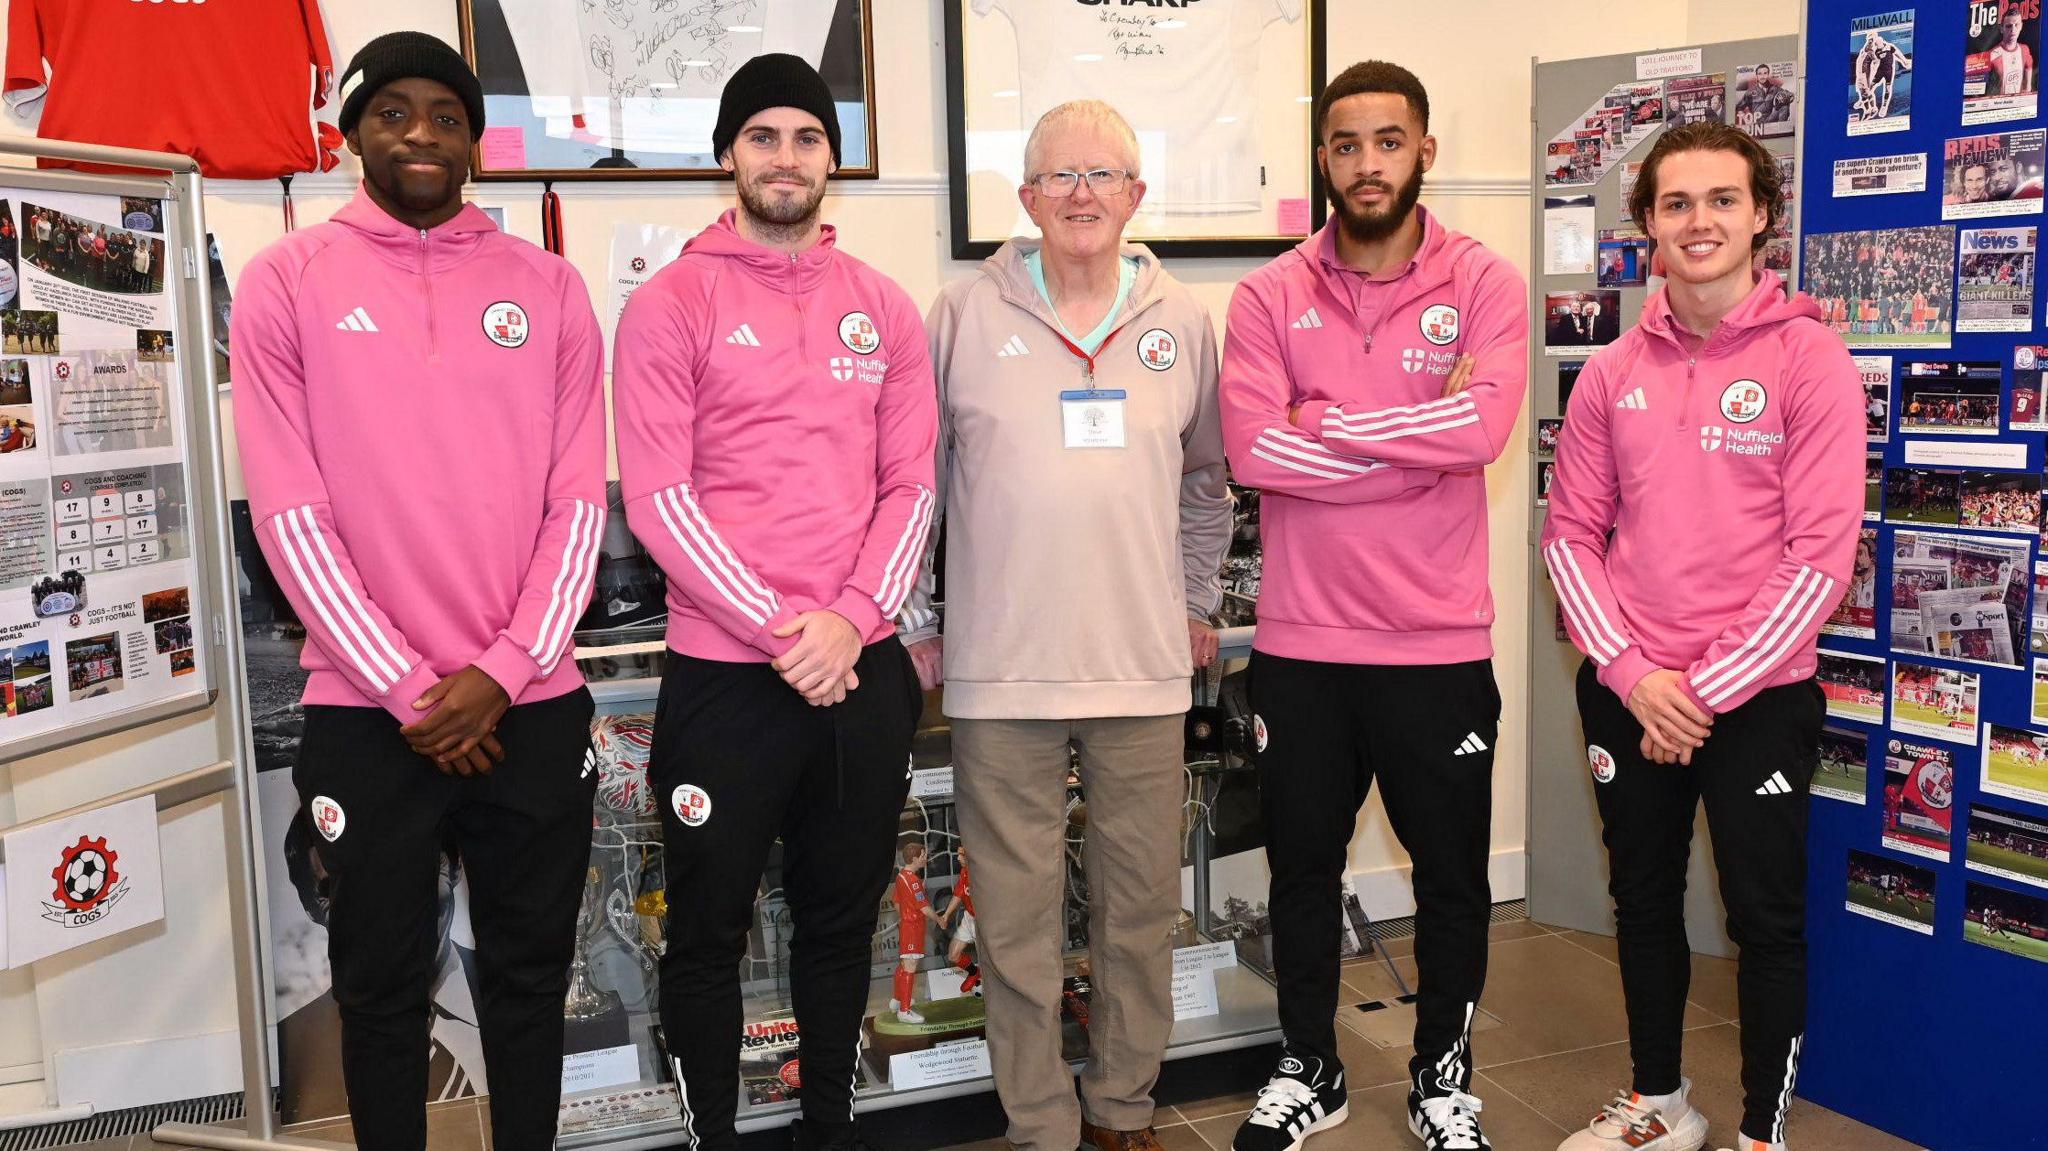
1059,389,1127,448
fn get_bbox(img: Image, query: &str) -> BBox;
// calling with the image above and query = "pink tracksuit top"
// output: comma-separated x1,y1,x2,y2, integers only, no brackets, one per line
233,187,607,723
611,211,937,663
1541,271,1865,714
1220,210,1529,664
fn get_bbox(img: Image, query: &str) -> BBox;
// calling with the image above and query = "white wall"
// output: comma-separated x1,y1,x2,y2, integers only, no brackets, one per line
0,0,1800,1118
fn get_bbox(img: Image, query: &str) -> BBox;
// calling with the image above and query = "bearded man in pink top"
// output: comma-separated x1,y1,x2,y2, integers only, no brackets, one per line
1219,60,1528,1151
612,53,937,1151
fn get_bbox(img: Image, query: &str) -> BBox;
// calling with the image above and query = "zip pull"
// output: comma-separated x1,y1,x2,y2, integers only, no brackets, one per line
1365,334,1374,353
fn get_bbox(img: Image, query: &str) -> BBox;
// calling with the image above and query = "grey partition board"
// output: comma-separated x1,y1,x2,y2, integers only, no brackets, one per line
1525,36,1800,955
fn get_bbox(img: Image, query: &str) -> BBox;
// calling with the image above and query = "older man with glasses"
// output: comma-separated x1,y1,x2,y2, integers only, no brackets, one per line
900,99,1231,1151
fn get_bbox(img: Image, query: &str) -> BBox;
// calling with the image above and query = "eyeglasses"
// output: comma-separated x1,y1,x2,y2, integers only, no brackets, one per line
1031,168,1133,197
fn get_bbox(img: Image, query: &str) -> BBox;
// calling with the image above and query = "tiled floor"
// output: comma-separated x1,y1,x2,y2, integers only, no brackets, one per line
81,920,1924,1151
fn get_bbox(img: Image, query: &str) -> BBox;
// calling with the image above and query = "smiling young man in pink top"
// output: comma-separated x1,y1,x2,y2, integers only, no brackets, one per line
1542,123,1863,1151
611,54,936,1151
1219,61,1527,1151
233,33,604,1151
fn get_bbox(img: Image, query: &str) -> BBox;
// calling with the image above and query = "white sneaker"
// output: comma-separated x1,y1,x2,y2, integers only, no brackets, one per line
1557,1080,1707,1151
1409,1088,1489,1149
894,1008,925,1024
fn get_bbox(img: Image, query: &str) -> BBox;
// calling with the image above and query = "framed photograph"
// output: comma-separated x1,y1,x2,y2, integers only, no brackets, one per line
456,0,879,181
943,0,1327,259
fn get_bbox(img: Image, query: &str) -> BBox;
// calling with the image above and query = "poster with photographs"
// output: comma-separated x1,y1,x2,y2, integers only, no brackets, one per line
1666,72,1728,125
1543,290,1620,355
1817,724,1873,802
1597,229,1650,287
0,200,16,313
1735,61,1797,137
1558,361,1586,410
1866,454,1886,520
2034,565,2048,654
1883,735,1958,858
1959,470,2040,533
1536,419,1561,456
0,188,206,754
1543,80,1667,190
1963,881,2048,963
1847,848,1937,932
1804,225,1956,348
1758,158,1797,274
2012,345,2048,429
1833,152,1930,196
1890,659,1982,741
1941,129,2046,220
1886,467,1958,525
1888,530,2027,666
1859,356,1894,439
1967,801,2048,890
1818,648,1888,723
1983,721,2048,804
1896,360,2002,433
1850,9,1918,134
1825,527,1881,639
1962,0,2042,125
1956,226,2036,332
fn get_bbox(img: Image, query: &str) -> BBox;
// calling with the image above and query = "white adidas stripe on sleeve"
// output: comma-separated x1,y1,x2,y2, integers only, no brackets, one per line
653,487,773,626
273,509,401,692
530,501,605,670
295,505,412,677
1253,428,1385,478
874,486,936,617
1692,568,1836,707
673,485,781,609
1544,540,1625,662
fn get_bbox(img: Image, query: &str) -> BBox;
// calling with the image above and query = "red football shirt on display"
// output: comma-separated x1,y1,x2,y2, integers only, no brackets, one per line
5,0,336,179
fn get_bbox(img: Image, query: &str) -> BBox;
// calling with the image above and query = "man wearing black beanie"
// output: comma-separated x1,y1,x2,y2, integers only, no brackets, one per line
615,50,936,1151
236,28,607,1151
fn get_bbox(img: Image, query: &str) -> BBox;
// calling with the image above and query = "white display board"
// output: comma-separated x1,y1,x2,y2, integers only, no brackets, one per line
0,180,212,755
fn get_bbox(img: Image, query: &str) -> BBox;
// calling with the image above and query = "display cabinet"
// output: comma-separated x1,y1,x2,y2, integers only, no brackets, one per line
553,631,1278,1145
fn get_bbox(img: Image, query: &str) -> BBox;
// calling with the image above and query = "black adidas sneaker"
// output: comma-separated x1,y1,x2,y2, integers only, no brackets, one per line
1407,1087,1490,1150
1230,1053,1348,1151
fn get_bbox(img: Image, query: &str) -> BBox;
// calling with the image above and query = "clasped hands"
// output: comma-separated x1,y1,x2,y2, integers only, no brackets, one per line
1627,668,1713,765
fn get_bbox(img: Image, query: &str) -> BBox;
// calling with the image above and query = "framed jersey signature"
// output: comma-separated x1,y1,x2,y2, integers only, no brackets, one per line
944,0,1327,259
456,0,879,180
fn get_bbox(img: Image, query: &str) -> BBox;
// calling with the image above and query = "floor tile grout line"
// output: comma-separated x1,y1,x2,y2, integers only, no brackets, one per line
1548,931,1736,1024
1474,1068,1573,1136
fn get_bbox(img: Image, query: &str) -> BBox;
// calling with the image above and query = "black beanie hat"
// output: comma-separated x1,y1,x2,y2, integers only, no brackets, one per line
712,53,841,165
338,32,487,141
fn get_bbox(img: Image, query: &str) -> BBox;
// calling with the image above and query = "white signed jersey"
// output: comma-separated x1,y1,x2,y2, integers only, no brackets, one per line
497,0,838,153
973,0,1302,215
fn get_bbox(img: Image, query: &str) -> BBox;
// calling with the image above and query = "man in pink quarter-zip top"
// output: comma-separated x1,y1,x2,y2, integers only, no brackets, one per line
232,32,606,1151
1218,59,1528,1151
1543,122,1863,1151
612,53,937,1151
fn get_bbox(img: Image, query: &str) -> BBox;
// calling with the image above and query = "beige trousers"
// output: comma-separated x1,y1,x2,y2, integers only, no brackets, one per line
952,715,1185,1151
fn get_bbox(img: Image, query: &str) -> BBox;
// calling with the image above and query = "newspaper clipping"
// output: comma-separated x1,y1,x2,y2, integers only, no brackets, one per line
1850,9,1917,134
1803,225,1957,348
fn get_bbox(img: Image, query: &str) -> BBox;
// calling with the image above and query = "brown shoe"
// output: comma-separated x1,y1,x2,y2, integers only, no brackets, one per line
1080,1121,1166,1151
